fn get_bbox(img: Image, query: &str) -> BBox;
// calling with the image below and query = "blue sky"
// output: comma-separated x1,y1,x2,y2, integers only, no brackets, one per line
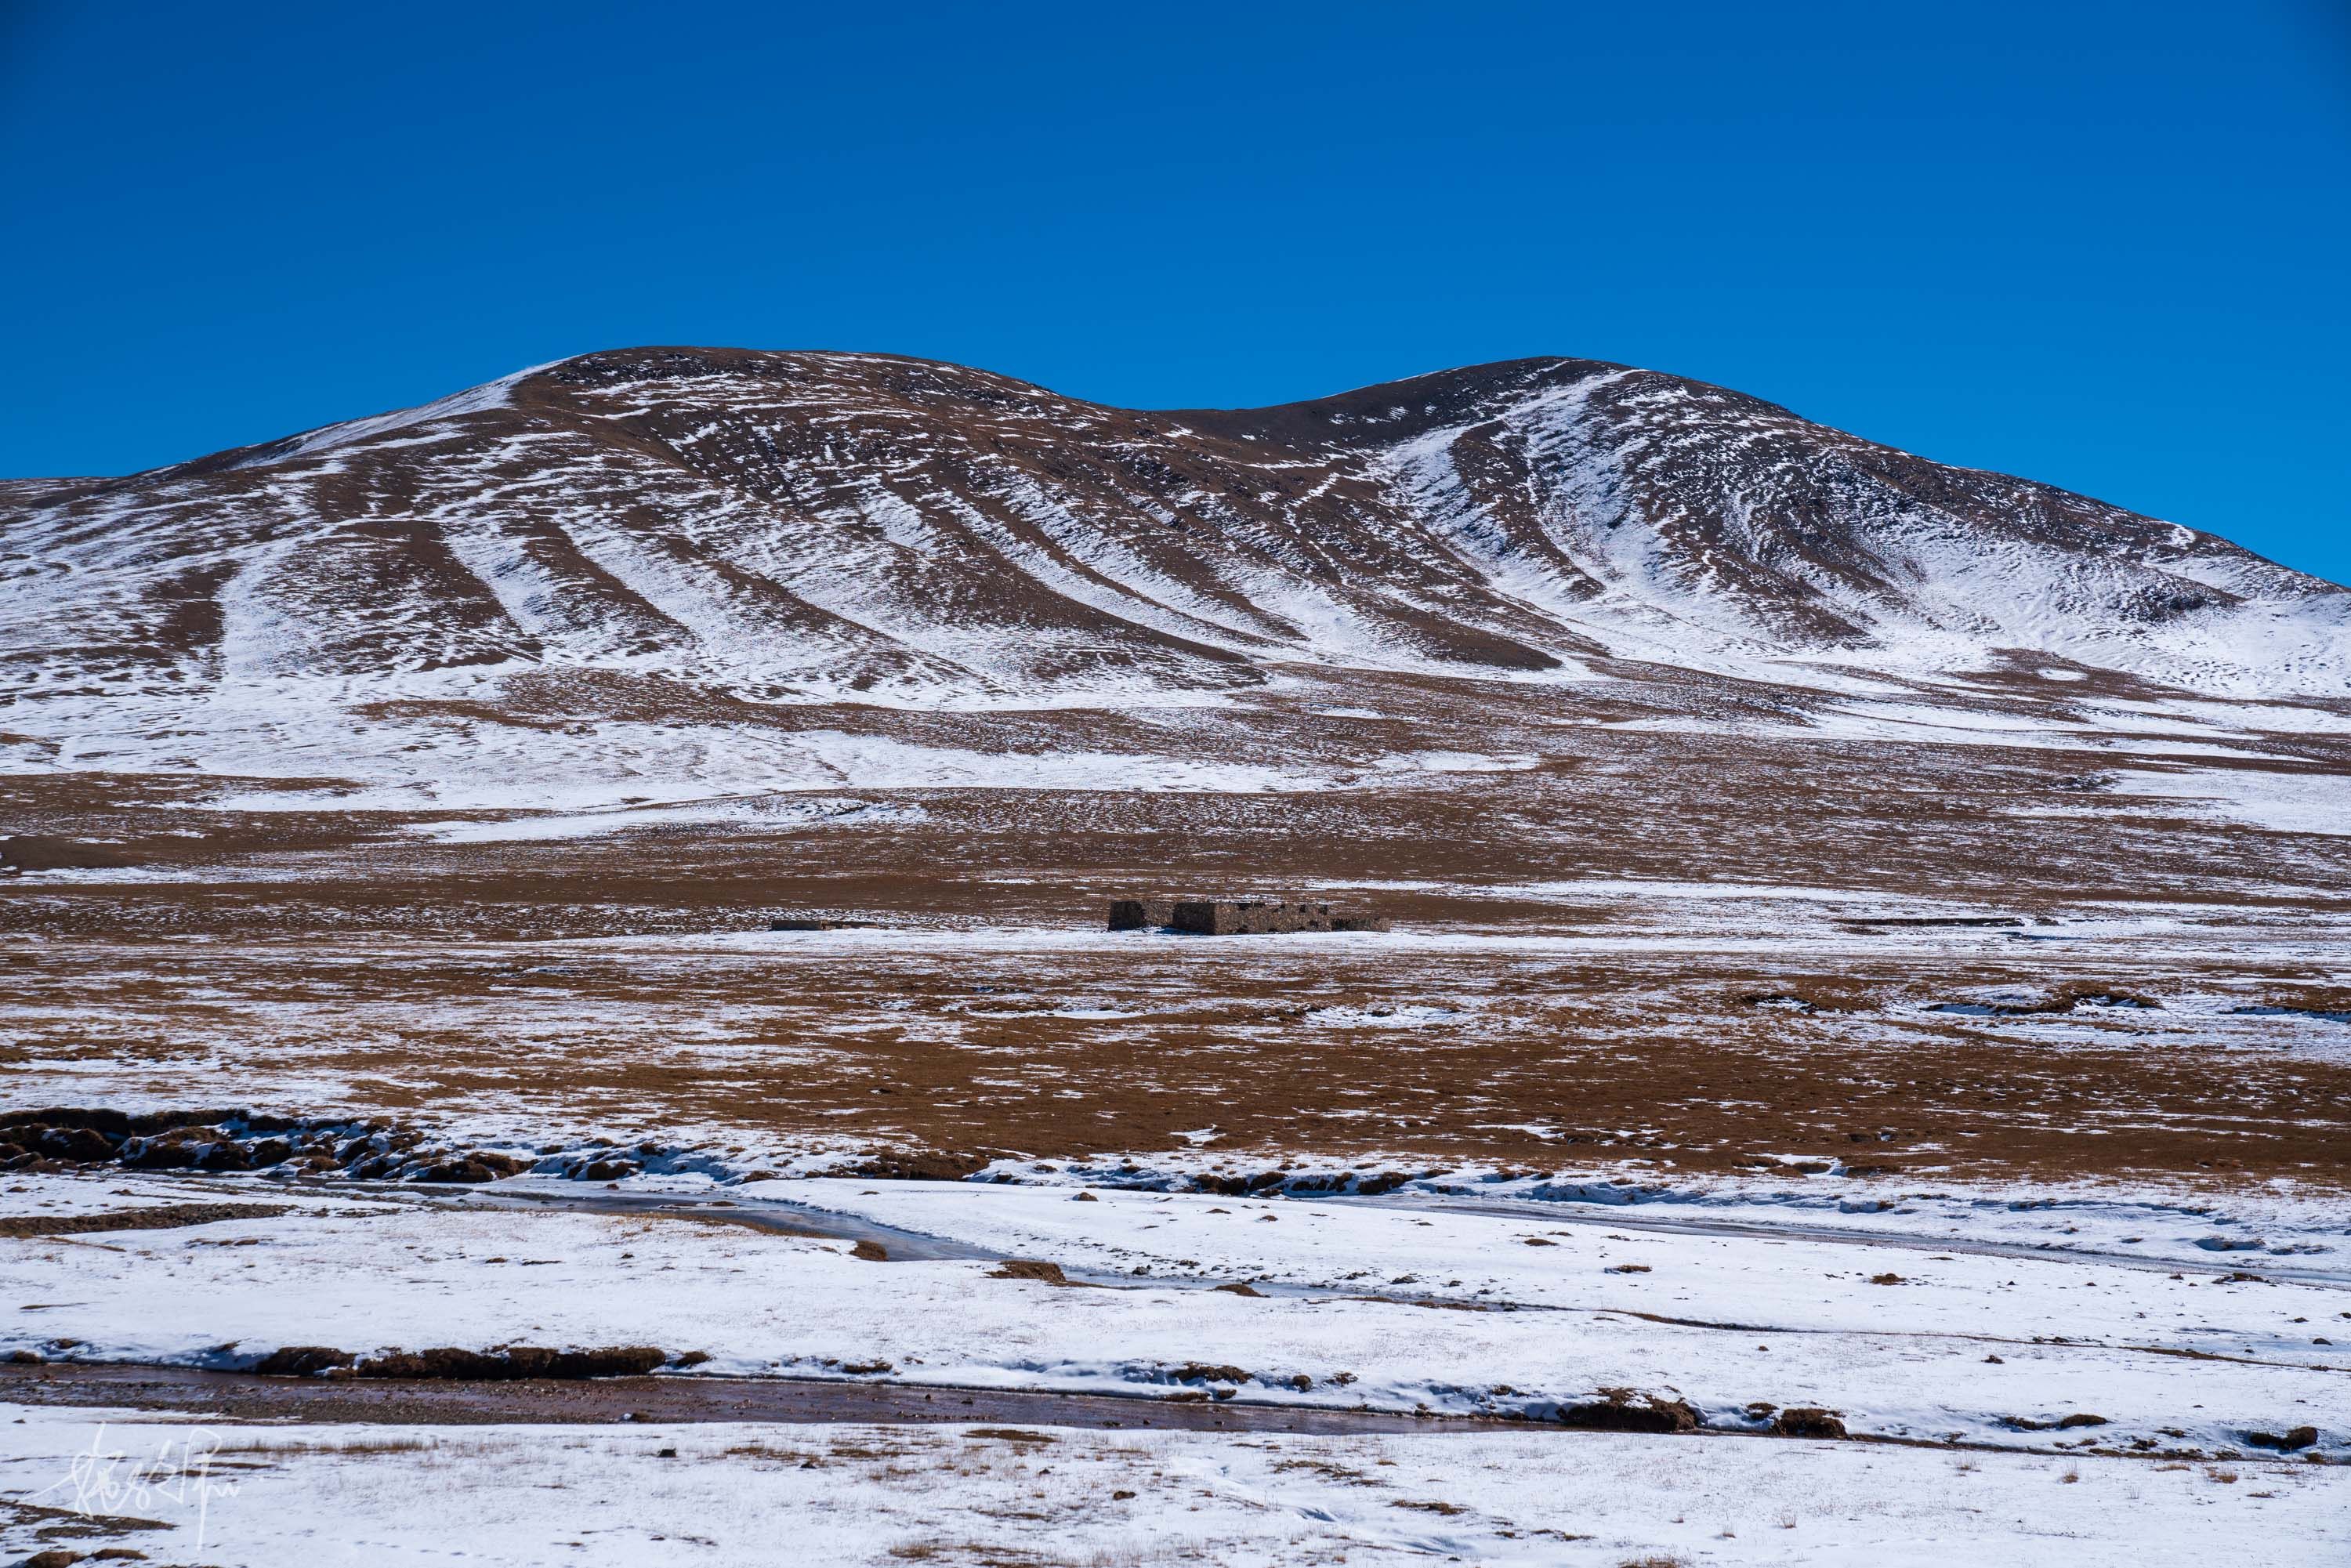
4,2,2346,583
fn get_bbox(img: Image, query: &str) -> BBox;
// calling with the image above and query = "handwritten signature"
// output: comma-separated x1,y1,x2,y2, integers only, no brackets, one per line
33,1424,240,1550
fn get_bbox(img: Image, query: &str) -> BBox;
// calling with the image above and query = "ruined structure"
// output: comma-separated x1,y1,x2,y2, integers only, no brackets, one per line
1106,898,1176,931
1173,898,1331,935
1108,897,1389,935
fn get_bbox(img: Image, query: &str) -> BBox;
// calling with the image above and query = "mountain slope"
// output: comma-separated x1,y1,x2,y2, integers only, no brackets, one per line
2,348,2345,799
9,347,2346,701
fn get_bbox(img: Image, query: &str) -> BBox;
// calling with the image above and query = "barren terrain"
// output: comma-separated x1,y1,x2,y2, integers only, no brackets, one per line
5,677,2346,1190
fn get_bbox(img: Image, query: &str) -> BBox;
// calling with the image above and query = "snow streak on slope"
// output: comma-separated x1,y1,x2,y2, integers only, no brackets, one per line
1288,361,2351,694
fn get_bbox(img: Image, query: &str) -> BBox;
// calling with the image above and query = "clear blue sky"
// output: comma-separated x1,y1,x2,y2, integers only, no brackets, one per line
5,2,2346,583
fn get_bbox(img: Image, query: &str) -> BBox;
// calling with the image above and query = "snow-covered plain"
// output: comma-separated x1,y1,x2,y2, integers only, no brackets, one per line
2,1168,2346,1565
3,1401,2343,1568
4,656,2344,827
3,1172,2343,1462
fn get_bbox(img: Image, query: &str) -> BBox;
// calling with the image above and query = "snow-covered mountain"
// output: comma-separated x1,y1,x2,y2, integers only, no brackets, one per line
3,348,2345,798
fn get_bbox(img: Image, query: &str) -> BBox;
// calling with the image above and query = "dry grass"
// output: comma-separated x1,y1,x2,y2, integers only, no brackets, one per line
9,738,2350,1194
719,1440,819,1466
210,1434,438,1458
1270,1456,1381,1487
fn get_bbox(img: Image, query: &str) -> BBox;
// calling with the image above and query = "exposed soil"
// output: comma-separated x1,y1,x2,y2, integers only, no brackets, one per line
0,1202,290,1238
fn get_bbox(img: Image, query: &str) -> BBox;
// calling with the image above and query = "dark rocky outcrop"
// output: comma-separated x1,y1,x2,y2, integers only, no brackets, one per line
411,1152,529,1184
0,1202,290,1239
254,1345,357,1377
1772,1407,1849,1439
2245,1425,2319,1450
359,1345,669,1380
837,1149,996,1182
250,1344,671,1379
1558,1391,1701,1433
0,1105,607,1189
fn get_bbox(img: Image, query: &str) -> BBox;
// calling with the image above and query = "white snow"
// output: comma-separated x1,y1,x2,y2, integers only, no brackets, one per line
7,1402,2343,1566
404,796,929,844
3,1172,2342,1463
2104,767,2351,837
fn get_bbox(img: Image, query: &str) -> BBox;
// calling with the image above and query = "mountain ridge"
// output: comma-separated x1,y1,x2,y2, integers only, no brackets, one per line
19,346,2318,582
3,346,2345,805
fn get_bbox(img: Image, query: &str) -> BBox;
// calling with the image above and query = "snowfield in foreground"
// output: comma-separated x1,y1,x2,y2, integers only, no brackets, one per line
2,1172,2342,1461
2,1401,2344,1568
